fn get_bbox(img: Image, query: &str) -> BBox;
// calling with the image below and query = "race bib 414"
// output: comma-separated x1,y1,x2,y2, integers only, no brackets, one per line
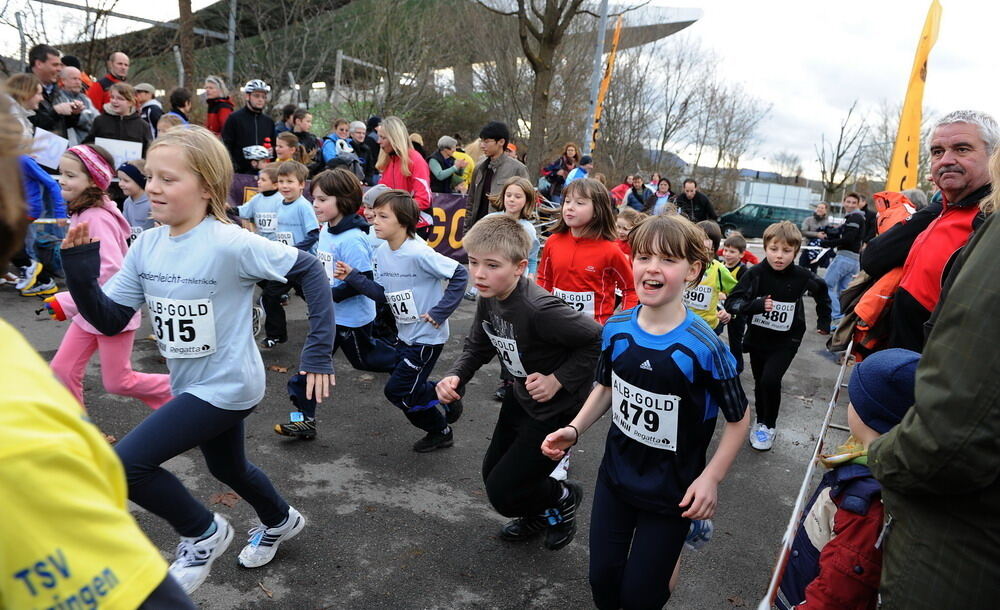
611,372,679,451
386,289,419,323
146,296,217,359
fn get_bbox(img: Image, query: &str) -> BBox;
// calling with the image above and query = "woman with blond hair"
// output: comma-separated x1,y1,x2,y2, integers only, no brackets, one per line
4,73,43,138
376,115,433,236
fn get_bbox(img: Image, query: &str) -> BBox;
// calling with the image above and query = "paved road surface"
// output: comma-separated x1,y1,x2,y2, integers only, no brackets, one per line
3,280,849,610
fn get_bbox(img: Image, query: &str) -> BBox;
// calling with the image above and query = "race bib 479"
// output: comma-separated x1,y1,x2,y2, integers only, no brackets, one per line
611,372,679,451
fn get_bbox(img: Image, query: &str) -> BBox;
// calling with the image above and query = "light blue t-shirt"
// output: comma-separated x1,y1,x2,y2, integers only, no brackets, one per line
484,212,540,275
277,196,320,248
238,191,284,239
317,224,376,328
373,237,459,346
104,217,298,410
565,167,588,184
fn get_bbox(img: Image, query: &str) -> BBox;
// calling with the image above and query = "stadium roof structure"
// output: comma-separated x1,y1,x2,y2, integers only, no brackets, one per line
64,1,701,88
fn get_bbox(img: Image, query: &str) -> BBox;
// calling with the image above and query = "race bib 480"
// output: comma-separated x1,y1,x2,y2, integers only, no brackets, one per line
146,296,217,358
611,372,679,451
751,300,796,331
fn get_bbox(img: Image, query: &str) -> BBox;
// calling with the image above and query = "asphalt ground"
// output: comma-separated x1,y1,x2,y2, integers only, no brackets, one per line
3,254,850,610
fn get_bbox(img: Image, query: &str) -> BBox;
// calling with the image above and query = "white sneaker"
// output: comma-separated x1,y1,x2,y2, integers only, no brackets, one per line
550,448,571,481
168,513,234,595
0,272,18,285
15,261,41,291
237,506,305,568
749,423,776,451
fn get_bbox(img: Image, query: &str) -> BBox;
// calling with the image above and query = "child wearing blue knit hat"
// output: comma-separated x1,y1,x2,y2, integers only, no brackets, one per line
778,348,920,609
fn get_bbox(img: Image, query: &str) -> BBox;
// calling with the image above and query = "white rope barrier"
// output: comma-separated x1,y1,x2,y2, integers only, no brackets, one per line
757,339,854,610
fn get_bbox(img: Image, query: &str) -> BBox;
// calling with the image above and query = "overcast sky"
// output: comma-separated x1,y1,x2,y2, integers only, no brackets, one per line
8,0,994,179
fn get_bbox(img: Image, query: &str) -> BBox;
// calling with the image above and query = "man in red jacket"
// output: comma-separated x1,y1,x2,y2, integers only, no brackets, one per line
862,110,994,352
87,51,129,110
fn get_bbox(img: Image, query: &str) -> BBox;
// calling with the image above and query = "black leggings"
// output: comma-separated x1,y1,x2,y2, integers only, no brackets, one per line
260,278,301,341
115,392,290,537
482,390,572,518
748,344,799,428
589,476,689,610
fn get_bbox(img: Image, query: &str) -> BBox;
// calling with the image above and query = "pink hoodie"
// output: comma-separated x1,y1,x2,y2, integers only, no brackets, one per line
378,148,433,228
55,197,142,334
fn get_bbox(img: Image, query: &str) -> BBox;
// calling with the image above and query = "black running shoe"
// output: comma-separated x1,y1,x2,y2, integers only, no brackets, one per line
498,515,549,542
261,337,286,349
543,480,583,551
412,427,454,453
493,380,513,402
274,418,317,439
443,398,463,424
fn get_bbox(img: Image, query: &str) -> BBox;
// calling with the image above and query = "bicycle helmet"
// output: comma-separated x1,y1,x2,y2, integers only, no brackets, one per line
243,79,271,94
242,145,271,161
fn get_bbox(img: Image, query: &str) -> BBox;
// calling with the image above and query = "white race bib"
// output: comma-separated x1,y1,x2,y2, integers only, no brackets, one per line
683,285,713,311
751,300,796,331
553,288,595,317
128,226,143,246
146,296,217,359
317,250,334,280
255,212,277,233
275,231,294,246
386,289,419,323
611,372,679,451
483,323,527,378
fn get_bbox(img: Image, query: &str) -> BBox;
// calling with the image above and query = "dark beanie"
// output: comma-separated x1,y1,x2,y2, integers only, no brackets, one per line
366,116,382,132
479,121,511,144
847,348,920,434
580,155,593,165
61,55,82,70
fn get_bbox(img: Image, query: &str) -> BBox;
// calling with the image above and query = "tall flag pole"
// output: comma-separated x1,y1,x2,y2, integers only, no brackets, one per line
886,0,942,191
589,14,625,155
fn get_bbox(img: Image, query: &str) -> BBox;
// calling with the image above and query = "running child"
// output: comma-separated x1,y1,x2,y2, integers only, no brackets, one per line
437,215,602,550
720,232,750,372
683,220,736,335
335,189,467,452
615,207,645,257
59,126,334,594
541,214,749,609
537,177,637,324
725,221,831,451
485,176,543,403
46,145,173,411
118,159,154,244
258,160,321,348
238,166,282,236
277,169,397,439
486,176,541,279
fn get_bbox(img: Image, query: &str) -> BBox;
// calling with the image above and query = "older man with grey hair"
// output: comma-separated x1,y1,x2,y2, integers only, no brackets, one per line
54,66,98,145
347,120,376,185
861,109,997,352
427,135,469,194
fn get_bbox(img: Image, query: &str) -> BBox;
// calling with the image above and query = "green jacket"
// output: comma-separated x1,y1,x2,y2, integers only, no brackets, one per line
869,211,1000,609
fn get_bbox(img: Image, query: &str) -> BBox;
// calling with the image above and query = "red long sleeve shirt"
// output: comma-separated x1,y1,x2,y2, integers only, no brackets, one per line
379,149,432,228
537,232,637,324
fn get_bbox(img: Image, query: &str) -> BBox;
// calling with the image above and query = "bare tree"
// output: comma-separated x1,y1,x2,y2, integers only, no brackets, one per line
649,35,716,169
177,0,194,87
772,151,803,183
816,101,869,201
594,43,658,178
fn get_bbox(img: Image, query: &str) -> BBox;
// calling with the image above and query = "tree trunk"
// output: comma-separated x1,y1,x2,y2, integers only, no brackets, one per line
526,45,556,175
178,0,195,88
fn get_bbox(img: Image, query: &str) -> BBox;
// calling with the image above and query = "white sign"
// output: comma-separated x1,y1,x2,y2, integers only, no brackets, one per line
483,323,527,378
611,372,679,451
553,288,595,317
146,295,217,359
751,300,796,332
31,128,69,169
94,137,143,171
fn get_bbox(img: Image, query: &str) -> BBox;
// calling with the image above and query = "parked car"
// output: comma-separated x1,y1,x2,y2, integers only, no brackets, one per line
718,203,815,239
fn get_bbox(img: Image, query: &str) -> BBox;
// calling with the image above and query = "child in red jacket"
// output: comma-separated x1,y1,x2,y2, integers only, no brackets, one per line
778,348,919,610
538,178,637,324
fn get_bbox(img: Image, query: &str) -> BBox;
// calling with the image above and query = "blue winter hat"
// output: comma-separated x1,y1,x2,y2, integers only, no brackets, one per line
847,348,920,434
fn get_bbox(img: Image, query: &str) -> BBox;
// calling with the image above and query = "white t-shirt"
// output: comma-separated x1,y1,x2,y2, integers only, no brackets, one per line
104,217,298,410
373,237,459,346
